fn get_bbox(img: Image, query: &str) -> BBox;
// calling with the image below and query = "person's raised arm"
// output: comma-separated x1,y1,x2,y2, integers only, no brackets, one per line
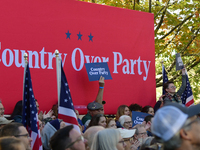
177,66,186,96
95,76,105,104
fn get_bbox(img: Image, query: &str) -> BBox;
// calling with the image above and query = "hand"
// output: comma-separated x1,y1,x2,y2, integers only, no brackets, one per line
182,66,186,75
145,121,151,130
130,140,141,150
158,95,165,101
142,121,146,127
43,109,53,119
99,76,105,87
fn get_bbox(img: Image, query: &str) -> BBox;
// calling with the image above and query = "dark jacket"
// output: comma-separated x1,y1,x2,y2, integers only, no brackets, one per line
163,75,186,103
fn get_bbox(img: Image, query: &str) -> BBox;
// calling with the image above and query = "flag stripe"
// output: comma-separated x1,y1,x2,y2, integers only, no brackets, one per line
185,95,194,107
58,106,77,118
31,131,37,148
58,113,78,125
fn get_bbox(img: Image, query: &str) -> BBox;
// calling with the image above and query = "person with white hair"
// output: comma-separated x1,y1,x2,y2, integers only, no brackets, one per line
119,115,133,129
117,128,140,150
91,128,126,150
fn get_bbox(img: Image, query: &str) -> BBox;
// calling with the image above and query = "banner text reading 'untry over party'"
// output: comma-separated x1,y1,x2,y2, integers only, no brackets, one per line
0,45,151,81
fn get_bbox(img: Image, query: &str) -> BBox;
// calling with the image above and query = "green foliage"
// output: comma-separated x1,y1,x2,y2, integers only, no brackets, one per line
79,0,200,101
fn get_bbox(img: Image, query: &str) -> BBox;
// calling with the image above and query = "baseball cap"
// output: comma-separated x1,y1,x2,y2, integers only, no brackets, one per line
151,102,200,142
117,128,136,138
0,117,13,125
87,102,103,110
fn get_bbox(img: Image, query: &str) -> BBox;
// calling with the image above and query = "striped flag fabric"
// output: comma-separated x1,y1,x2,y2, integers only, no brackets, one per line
22,64,43,150
162,64,168,95
58,62,80,132
181,74,194,107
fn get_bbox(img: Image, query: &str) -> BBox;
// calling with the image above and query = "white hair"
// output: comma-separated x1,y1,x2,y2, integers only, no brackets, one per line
91,129,121,150
119,115,131,127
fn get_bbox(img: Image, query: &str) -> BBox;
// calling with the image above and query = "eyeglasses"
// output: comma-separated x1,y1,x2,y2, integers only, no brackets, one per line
14,133,30,138
124,121,133,124
39,122,45,128
169,86,176,89
118,139,125,146
0,108,5,111
65,135,84,148
123,136,134,143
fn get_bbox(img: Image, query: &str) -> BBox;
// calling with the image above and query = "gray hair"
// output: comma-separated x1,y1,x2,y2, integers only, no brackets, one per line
119,115,131,127
164,118,192,150
91,129,121,150
133,124,145,135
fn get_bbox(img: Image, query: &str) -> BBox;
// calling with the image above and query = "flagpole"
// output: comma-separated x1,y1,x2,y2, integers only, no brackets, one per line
55,50,61,106
23,53,28,102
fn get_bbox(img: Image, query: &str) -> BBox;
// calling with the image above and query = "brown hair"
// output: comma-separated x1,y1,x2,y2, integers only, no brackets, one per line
106,118,115,128
116,105,132,121
0,137,23,150
163,81,174,92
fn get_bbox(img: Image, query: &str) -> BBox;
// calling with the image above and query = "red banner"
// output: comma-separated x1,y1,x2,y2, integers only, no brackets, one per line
0,0,156,115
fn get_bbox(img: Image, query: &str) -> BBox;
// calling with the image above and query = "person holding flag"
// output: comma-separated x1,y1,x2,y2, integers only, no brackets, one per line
163,67,186,104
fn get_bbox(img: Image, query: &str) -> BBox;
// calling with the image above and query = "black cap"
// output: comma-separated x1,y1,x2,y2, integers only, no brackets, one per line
87,102,103,110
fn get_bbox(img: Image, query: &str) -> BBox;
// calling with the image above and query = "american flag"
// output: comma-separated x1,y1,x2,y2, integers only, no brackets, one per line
162,64,168,95
58,62,80,132
22,64,43,150
181,74,194,107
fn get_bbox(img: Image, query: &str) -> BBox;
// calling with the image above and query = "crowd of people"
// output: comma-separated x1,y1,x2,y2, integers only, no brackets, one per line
0,68,200,150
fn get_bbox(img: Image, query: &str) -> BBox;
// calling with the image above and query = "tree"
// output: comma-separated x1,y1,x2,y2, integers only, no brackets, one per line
79,0,200,101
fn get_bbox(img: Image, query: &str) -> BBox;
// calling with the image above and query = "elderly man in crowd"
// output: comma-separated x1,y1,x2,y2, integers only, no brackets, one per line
0,122,33,150
82,76,105,127
119,115,133,129
133,124,148,144
50,125,86,150
83,126,104,150
151,102,200,150
82,102,104,127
